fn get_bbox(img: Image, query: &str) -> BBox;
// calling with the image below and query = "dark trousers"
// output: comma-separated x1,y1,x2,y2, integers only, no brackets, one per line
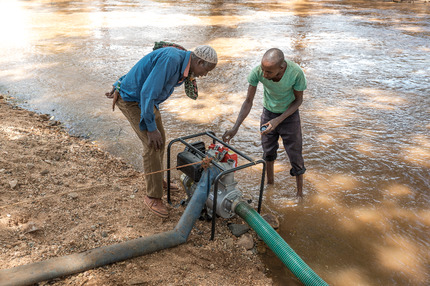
260,108,306,176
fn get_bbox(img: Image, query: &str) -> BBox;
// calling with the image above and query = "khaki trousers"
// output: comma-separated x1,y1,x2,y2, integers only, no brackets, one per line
116,96,165,198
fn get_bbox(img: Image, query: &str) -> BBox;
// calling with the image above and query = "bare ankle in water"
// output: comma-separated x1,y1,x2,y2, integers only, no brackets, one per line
266,160,275,185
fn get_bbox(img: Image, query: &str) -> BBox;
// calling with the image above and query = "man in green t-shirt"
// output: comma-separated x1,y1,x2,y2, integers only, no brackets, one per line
222,48,307,197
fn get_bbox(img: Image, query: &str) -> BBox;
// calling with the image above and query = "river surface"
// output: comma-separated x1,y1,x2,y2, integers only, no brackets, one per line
1,0,429,285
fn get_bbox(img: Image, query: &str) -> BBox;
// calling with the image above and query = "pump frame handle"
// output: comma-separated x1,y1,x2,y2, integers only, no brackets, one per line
167,131,266,240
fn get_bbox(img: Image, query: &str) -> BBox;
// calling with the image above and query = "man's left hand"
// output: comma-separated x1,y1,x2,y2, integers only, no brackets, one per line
260,122,273,135
147,129,163,150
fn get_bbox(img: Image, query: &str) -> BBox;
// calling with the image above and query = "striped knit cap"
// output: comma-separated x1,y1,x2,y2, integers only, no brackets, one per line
194,45,218,64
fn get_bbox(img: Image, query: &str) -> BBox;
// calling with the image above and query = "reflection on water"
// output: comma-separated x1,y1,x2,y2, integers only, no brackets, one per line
1,0,429,285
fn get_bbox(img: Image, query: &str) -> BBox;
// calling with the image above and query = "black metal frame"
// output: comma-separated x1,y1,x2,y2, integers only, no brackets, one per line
166,131,266,240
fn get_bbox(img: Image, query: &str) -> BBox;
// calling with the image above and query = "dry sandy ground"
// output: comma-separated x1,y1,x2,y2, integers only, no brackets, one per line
0,95,274,285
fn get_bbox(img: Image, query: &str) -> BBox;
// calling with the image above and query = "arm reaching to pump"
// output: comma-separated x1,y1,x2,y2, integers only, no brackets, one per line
222,85,257,143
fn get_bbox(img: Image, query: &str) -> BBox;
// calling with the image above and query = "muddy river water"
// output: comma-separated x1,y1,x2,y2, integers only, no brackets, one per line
0,0,429,285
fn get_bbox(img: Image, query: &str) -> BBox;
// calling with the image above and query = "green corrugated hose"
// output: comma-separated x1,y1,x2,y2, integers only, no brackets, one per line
234,201,328,286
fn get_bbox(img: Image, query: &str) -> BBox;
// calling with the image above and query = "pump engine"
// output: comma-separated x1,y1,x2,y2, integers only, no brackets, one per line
177,142,242,219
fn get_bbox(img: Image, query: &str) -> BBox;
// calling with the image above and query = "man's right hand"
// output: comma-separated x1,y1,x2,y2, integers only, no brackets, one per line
222,129,237,143
147,129,163,150
105,88,119,111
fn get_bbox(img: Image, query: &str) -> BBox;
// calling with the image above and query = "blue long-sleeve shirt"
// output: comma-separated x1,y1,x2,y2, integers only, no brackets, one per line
114,47,191,132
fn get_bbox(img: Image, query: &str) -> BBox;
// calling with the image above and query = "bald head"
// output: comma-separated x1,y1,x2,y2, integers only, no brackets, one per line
262,48,285,67
261,48,286,81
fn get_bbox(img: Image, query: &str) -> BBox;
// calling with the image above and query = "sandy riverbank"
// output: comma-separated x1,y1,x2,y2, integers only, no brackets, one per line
0,94,274,285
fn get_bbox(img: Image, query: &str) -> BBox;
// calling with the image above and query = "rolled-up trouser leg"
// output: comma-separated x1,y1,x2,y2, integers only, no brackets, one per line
116,96,165,198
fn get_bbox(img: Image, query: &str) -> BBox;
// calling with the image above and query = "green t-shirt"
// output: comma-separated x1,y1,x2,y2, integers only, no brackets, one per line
247,60,307,114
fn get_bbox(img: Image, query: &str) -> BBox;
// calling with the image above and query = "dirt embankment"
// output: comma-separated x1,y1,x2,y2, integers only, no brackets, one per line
0,95,273,285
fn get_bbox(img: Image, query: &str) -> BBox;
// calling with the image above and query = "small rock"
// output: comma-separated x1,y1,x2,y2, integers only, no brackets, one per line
26,163,35,169
237,234,254,250
128,278,147,285
23,222,40,234
40,169,49,176
39,114,49,121
224,238,234,248
101,231,108,238
48,121,60,126
68,193,78,199
262,213,279,229
228,223,249,237
9,179,18,189
256,241,267,254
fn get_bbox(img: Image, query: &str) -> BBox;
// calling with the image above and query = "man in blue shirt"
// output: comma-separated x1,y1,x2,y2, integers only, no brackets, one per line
106,44,218,218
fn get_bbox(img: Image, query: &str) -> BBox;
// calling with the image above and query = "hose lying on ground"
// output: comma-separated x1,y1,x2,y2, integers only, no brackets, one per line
0,167,220,286
234,201,328,286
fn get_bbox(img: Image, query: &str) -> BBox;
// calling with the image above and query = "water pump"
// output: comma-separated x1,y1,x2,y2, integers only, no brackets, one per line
177,141,242,219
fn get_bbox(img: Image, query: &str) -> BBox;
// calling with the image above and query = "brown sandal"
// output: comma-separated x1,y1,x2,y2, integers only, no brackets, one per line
144,196,168,218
